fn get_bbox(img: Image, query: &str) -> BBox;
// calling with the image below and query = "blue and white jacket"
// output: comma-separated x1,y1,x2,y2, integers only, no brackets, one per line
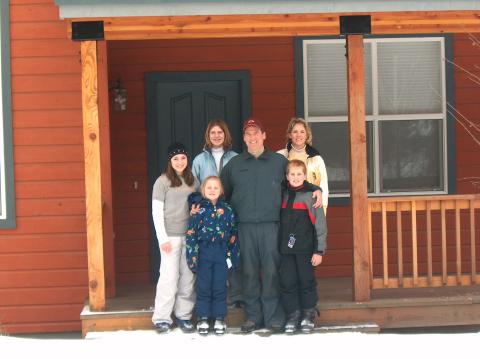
192,148,238,183
185,198,239,272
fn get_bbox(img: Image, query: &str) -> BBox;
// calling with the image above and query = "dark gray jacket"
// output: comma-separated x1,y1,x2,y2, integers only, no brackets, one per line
221,149,288,223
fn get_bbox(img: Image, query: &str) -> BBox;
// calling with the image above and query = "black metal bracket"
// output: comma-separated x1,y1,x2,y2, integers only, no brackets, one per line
72,21,105,41
340,15,372,35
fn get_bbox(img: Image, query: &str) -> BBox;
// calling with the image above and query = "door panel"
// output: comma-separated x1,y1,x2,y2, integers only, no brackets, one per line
146,71,251,282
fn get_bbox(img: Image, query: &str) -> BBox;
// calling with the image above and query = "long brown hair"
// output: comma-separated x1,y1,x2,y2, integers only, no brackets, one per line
165,159,195,188
204,119,233,150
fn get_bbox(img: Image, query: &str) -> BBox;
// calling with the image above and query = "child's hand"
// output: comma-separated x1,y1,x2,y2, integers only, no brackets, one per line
190,203,201,215
161,242,172,253
312,190,323,208
311,254,323,266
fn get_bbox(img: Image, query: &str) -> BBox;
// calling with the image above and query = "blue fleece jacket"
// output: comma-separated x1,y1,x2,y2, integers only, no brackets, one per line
192,148,238,183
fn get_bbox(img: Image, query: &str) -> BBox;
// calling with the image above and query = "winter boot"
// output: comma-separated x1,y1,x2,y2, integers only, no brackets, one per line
300,308,317,333
154,321,171,333
197,317,210,335
284,310,301,334
213,318,227,335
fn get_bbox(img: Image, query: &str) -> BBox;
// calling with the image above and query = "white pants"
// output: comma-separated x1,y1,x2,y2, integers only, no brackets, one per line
152,236,196,324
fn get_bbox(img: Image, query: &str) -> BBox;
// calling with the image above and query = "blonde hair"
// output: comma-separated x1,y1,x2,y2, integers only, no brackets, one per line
285,117,313,146
286,159,307,175
201,176,224,198
204,119,233,150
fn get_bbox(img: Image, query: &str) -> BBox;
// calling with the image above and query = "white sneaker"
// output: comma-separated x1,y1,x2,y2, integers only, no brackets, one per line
197,318,210,335
213,319,226,335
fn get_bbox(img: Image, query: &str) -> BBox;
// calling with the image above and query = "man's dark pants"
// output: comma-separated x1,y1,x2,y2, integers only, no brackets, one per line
238,222,285,328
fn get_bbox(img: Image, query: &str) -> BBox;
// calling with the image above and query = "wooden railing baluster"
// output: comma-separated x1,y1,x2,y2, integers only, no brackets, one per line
382,202,388,287
470,199,476,283
455,200,462,284
396,202,403,287
441,201,447,285
368,202,373,285
411,201,418,287
426,201,433,286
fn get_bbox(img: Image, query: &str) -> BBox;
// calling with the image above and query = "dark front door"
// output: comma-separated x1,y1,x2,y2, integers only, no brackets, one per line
145,71,251,282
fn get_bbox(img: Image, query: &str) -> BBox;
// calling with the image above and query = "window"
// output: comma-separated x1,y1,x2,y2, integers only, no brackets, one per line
0,1,16,228
300,36,451,197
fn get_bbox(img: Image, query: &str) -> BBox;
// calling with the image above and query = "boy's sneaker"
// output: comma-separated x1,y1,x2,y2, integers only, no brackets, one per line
300,308,317,334
284,310,301,334
300,317,315,333
197,317,210,336
175,318,195,333
154,321,171,333
213,318,227,335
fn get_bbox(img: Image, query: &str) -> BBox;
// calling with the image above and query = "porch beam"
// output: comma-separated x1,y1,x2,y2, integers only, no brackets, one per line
347,34,371,302
66,11,480,40
81,40,106,311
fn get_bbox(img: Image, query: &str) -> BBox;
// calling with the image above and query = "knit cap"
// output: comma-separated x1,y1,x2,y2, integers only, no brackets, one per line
167,142,188,160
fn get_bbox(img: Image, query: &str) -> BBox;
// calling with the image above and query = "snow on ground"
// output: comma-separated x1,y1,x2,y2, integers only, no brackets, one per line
1,328,479,359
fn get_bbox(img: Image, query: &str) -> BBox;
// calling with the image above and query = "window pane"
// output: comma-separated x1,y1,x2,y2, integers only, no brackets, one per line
311,122,374,194
378,41,442,115
379,119,443,192
306,42,372,116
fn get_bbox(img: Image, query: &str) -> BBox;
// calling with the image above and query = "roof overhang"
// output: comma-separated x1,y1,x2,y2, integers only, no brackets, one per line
56,1,480,40
56,0,480,19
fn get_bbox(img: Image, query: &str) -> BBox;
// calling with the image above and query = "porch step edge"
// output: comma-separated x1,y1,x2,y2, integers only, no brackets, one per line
313,323,380,333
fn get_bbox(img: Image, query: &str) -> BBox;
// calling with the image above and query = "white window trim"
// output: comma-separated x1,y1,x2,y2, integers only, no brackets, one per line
303,36,448,198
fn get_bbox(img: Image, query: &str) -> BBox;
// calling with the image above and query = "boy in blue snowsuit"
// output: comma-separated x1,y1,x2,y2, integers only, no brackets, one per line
186,176,239,335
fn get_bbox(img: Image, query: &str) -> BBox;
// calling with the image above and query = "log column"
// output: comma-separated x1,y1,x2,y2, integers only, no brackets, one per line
346,34,371,302
81,40,106,310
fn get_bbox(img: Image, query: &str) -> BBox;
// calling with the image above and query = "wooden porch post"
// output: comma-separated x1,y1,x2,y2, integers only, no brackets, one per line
97,41,116,298
81,40,106,310
346,34,371,302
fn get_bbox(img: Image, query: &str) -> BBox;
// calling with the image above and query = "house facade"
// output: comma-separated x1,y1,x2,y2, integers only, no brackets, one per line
1,0,480,334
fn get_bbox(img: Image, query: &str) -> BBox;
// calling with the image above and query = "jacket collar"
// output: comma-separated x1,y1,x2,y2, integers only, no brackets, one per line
241,148,271,160
286,141,320,158
201,197,225,208
203,145,231,154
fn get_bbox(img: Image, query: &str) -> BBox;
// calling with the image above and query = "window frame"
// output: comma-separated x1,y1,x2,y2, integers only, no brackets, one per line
0,0,16,229
295,34,456,201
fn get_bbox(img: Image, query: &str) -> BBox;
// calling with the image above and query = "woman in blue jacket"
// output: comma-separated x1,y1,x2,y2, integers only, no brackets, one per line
191,119,244,308
192,119,238,183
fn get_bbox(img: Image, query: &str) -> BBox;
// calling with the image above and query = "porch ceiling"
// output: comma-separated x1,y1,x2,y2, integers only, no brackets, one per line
56,1,480,18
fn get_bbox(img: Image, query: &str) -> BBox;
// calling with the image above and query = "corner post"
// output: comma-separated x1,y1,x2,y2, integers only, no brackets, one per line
81,40,106,310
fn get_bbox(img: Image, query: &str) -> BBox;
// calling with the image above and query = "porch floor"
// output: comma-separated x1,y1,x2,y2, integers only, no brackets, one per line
81,277,480,336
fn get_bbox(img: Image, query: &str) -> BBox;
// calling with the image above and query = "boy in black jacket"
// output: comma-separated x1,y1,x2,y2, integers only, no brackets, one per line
279,159,327,334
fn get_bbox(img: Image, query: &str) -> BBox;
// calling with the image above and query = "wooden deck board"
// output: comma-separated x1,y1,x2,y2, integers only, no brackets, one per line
81,278,480,336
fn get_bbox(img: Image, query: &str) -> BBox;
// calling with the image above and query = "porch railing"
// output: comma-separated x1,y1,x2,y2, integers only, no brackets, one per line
368,194,480,289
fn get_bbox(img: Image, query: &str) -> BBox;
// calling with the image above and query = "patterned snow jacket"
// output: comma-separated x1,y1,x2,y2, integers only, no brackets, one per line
186,197,239,272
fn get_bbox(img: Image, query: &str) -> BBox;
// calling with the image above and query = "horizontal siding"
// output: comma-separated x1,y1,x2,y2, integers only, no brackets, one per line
454,34,480,194
0,0,86,334
0,233,86,253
